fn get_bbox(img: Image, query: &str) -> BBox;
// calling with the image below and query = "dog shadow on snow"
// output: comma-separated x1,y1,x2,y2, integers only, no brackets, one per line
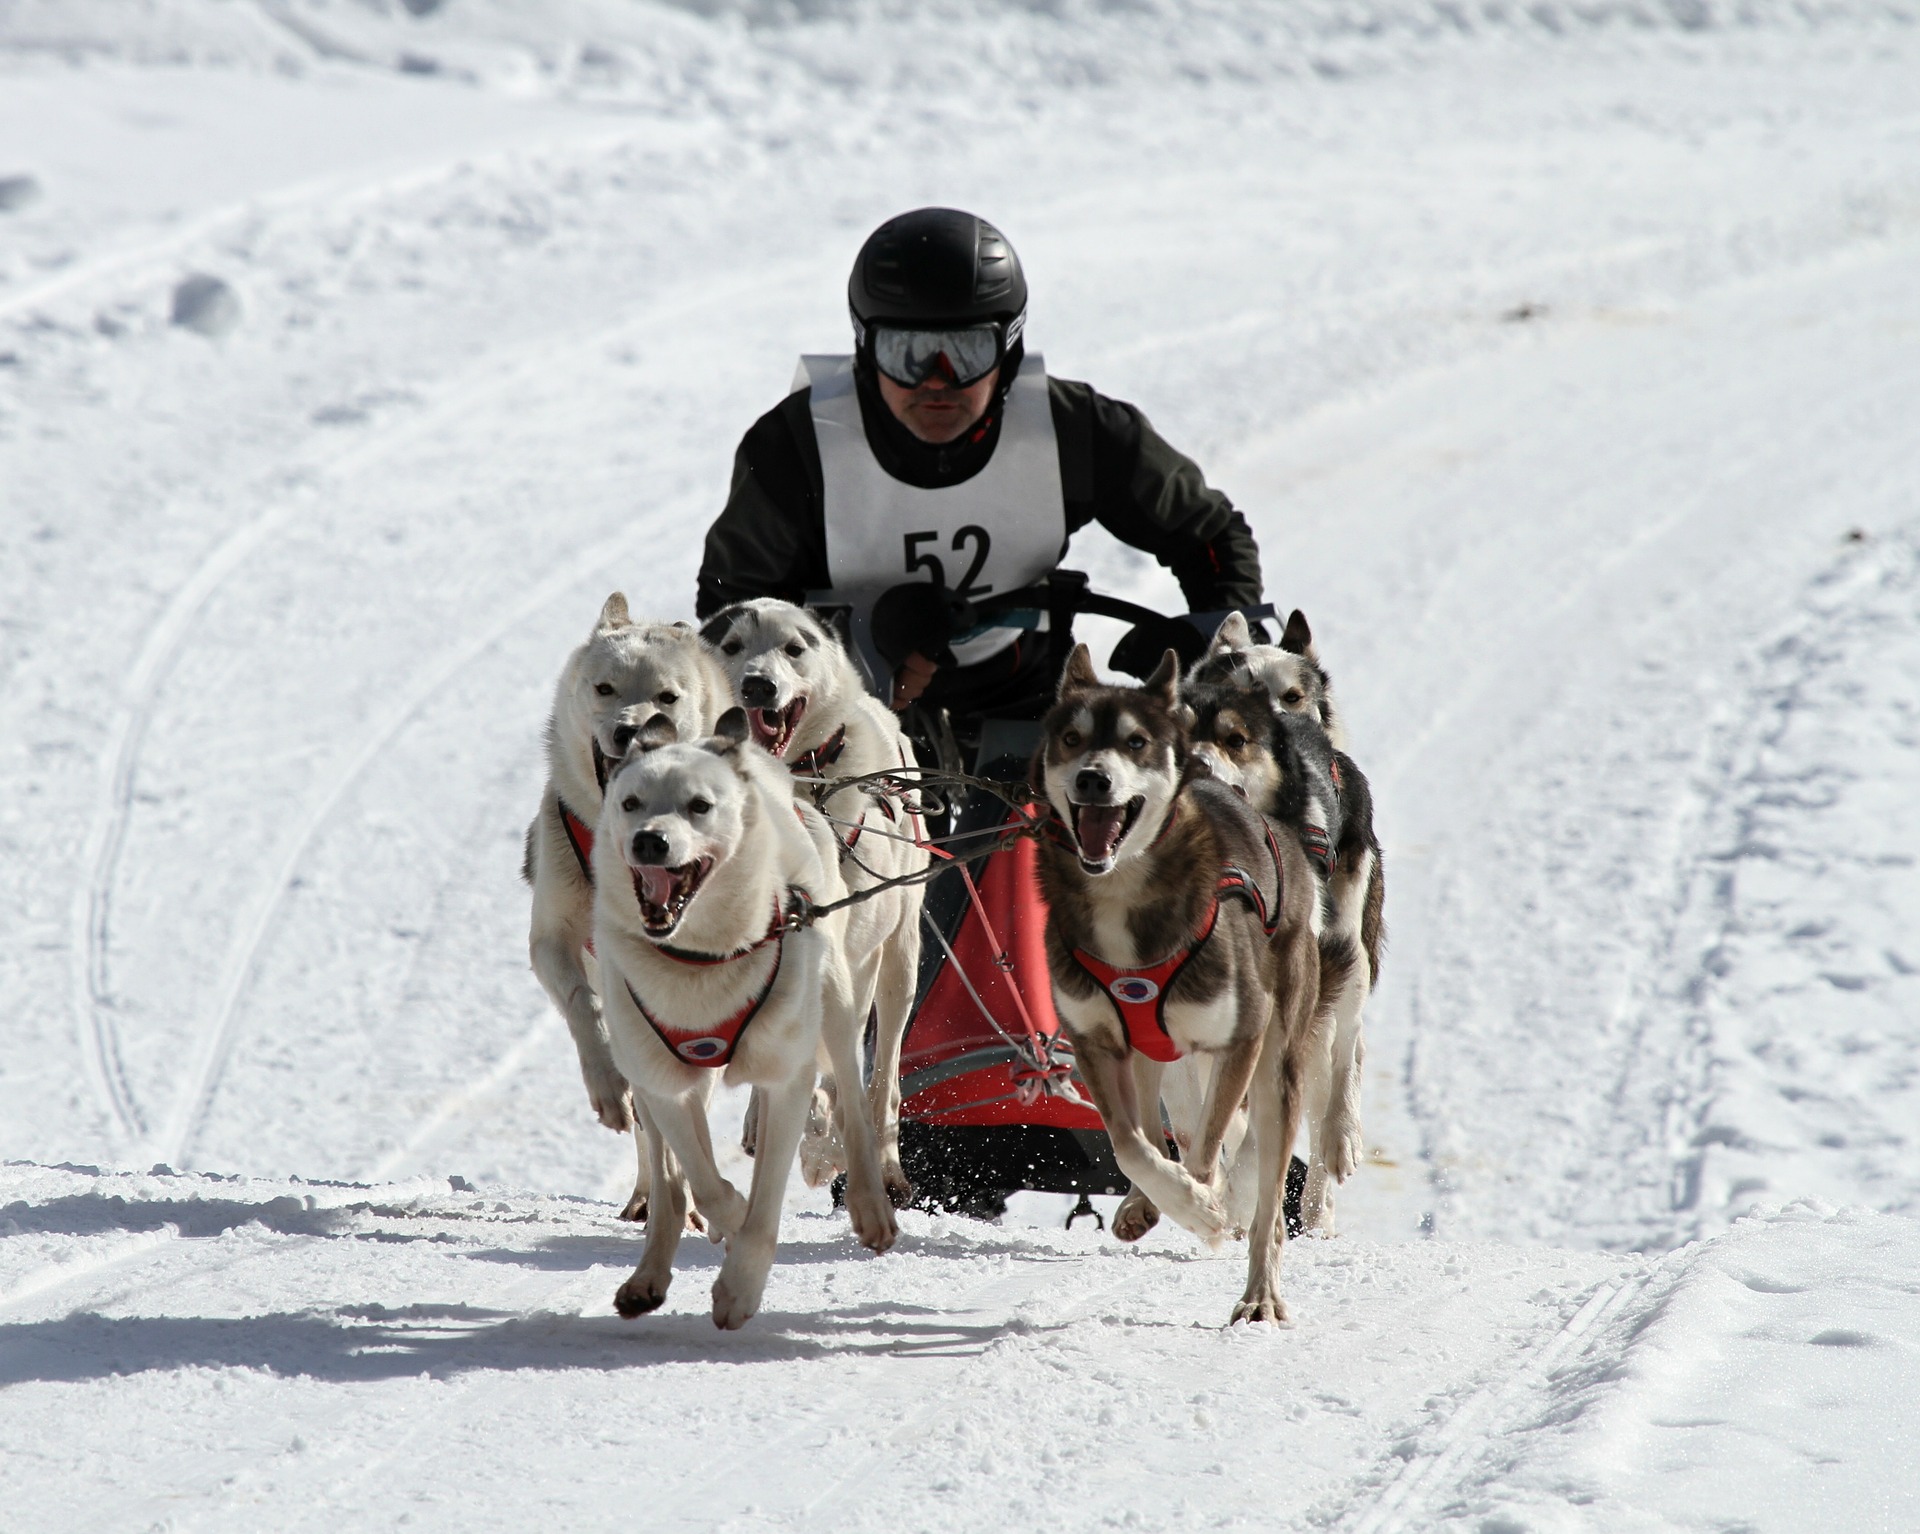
0,1298,1056,1387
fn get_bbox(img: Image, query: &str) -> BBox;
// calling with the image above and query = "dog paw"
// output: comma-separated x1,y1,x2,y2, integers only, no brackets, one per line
846,1191,898,1255
699,1183,749,1241
613,1270,670,1318
1325,1116,1364,1183
617,1192,648,1224
1230,1290,1290,1326
881,1163,916,1210
711,1244,773,1330
1113,1189,1160,1243
585,1076,635,1133
798,1125,848,1190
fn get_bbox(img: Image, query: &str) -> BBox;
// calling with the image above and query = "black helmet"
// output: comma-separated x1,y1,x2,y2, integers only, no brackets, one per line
848,208,1027,346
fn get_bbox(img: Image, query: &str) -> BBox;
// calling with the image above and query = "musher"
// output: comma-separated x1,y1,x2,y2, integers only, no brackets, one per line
695,206,1267,732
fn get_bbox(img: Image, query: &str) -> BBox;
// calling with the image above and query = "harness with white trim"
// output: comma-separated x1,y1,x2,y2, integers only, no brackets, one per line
1067,808,1289,1063
626,887,812,1068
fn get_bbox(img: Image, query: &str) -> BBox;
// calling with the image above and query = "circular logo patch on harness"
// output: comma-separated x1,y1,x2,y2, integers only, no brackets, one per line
1109,976,1160,1004
676,1036,730,1064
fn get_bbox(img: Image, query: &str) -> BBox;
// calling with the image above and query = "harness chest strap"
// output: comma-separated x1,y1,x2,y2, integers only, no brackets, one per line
1070,821,1290,1061
559,800,596,883
625,890,807,1068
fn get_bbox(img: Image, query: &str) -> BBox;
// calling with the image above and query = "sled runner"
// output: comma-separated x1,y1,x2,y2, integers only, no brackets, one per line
807,574,1309,1224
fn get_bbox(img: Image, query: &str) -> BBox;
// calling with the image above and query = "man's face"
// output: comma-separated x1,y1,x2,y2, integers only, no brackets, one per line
876,365,1000,446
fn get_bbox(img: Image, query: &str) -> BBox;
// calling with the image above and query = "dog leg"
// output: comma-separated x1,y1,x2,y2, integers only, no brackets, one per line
1322,967,1369,1186
867,912,921,1207
820,972,898,1255
615,1122,688,1317
712,1071,810,1330
1297,1000,1340,1236
740,1085,761,1158
797,1071,845,1189
1186,1030,1266,1237
644,1083,749,1241
618,1097,653,1222
1113,1053,1173,1242
530,934,634,1132
1231,1041,1289,1325
1075,1042,1228,1246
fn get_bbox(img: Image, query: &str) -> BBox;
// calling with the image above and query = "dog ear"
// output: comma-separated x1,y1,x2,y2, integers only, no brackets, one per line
707,706,751,753
1280,609,1314,656
631,712,677,756
697,607,739,648
1208,610,1252,655
671,619,693,631
596,592,631,632
1144,648,1181,705
1057,643,1100,699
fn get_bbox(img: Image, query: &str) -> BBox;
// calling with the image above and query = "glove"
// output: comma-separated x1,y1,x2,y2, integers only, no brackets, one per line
870,581,977,668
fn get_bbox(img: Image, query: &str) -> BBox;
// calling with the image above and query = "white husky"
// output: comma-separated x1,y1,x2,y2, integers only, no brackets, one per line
595,710,897,1329
698,598,929,1206
523,593,731,1219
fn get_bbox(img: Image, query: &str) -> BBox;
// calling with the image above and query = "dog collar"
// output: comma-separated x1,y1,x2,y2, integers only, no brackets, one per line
789,725,848,777
651,892,793,967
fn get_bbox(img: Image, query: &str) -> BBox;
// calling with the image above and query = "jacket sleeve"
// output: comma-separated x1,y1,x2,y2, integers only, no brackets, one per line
695,393,828,619
1052,378,1266,613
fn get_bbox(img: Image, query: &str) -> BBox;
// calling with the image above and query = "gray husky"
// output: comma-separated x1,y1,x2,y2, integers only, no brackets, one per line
523,593,731,1219
1187,610,1385,1234
1035,645,1329,1323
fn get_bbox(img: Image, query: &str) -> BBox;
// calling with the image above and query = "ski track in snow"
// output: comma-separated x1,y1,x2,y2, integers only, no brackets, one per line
6,2,1920,1527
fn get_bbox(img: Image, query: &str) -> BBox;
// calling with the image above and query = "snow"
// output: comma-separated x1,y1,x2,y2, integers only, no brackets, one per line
4,1,1920,1528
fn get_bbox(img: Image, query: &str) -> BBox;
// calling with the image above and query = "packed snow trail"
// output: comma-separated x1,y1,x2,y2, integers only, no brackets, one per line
5,3,1920,1529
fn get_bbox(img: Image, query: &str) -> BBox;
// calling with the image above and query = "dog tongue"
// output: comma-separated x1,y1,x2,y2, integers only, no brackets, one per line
1075,804,1128,862
636,865,677,908
750,708,784,751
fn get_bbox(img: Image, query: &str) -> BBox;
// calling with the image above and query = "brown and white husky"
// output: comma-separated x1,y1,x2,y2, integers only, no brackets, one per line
1034,645,1333,1323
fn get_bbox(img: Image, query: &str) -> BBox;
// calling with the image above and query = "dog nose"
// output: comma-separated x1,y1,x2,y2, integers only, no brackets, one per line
1074,769,1111,801
631,830,669,865
740,675,776,708
610,723,637,755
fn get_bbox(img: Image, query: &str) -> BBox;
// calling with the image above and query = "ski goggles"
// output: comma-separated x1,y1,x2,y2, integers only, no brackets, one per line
869,323,1006,388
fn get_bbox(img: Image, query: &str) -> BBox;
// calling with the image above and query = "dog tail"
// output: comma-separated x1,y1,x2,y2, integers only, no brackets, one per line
1361,844,1385,987
1316,930,1358,1020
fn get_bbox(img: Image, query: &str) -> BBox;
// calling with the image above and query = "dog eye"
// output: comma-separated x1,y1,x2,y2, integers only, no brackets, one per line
785,642,805,657
656,690,678,705
1227,733,1248,750
1282,689,1304,705
620,795,638,812
722,641,743,656
1062,730,1081,748
595,683,616,697
687,797,712,816
1127,735,1147,752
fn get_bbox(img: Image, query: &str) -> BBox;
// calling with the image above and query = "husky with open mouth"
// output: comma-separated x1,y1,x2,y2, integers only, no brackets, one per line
593,709,896,1330
1035,645,1326,1324
699,598,929,1206
1187,611,1386,1236
522,593,731,1220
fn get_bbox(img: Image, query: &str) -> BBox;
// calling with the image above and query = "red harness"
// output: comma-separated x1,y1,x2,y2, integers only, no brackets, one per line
560,800,596,883
1068,821,1288,1062
625,890,806,1068
788,725,848,778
